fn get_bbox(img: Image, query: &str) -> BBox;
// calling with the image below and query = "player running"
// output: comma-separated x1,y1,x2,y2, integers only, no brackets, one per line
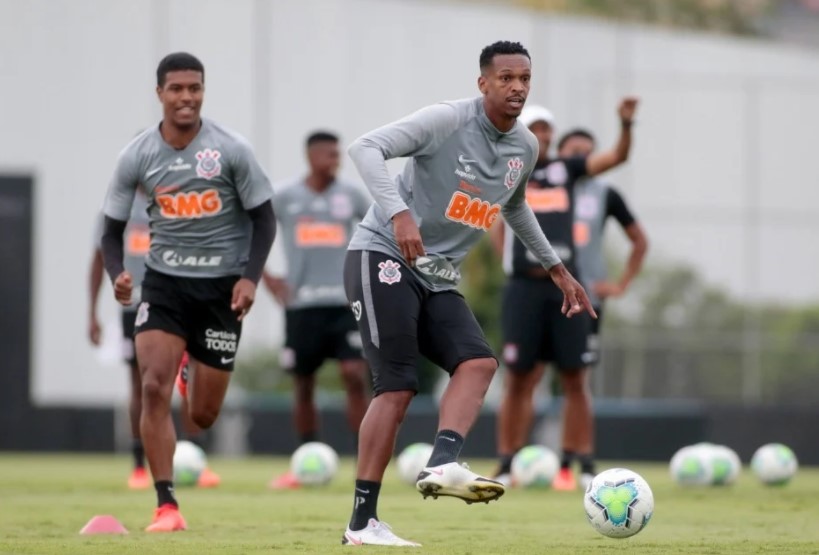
340,41,594,547
101,52,275,531
559,128,648,368
89,191,222,490
264,131,371,489
491,99,638,491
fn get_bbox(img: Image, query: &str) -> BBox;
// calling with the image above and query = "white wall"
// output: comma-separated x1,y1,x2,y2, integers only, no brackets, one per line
1,0,817,405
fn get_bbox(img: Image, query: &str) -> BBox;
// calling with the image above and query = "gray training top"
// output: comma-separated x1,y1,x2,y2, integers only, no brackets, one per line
348,97,561,292
103,119,274,278
274,179,371,309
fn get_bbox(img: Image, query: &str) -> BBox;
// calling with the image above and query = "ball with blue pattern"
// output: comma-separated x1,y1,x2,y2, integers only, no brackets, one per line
584,468,654,538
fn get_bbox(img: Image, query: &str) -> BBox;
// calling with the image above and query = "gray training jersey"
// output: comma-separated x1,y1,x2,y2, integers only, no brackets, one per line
348,97,560,291
103,119,273,278
274,179,370,309
94,191,151,311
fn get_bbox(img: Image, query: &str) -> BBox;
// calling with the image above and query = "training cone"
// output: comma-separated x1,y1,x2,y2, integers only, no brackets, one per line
79,515,129,535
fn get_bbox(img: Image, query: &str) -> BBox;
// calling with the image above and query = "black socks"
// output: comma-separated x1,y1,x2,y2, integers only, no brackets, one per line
154,480,178,508
427,429,465,467
349,479,381,531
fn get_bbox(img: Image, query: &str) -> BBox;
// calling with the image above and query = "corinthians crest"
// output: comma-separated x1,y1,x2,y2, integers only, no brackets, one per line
504,157,524,189
195,148,222,180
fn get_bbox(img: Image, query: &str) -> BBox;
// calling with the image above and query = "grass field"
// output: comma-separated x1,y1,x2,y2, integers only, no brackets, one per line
1,454,818,554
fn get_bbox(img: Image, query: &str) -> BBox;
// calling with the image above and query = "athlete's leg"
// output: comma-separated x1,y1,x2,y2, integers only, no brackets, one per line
339,358,368,435
135,330,186,490
497,363,545,460
293,373,319,441
559,367,594,462
186,358,231,430
356,389,414,481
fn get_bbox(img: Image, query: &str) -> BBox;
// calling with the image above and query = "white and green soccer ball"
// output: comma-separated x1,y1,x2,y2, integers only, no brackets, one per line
669,444,713,486
290,442,339,486
396,443,434,484
709,445,741,486
173,440,207,487
511,445,559,488
584,468,654,539
751,443,798,486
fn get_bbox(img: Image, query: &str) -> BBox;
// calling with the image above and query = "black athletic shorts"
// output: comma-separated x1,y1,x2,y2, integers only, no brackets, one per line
121,310,137,365
135,268,242,371
344,250,496,396
283,306,363,376
501,277,593,373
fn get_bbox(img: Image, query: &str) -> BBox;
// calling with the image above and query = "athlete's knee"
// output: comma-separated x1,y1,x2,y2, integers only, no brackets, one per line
141,376,170,407
374,390,413,422
455,357,498,377
560,370,589,396
190,406,220,429
505,370,538,397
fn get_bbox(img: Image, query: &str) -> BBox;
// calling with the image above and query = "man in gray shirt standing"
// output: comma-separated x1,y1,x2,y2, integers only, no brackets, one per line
340,41,594,547
263,131,371,489
101,53,275,532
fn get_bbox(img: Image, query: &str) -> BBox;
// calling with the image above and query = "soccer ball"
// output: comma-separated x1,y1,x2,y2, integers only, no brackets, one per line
751,443,798,486
709,445,741,486
584,468,654,539
290,442,339,486
396,443,433,485
511,445,559,488
173,440,207,487
669,444,713,486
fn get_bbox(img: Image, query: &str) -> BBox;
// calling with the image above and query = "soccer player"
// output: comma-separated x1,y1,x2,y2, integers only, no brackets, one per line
491,99,638,491
264,131,371,489
558,128,648,360
89,193,222,490
340,41,594,547
100,52,275,531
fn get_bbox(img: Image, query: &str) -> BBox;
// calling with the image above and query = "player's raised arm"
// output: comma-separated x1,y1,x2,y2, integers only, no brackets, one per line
101,148,139,305
585,96,639,177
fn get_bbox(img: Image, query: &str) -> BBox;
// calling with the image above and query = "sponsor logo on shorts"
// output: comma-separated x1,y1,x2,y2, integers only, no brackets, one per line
162,250,223,268
444,191,500,231
195,148,222,180
377,260,402,285
135,302,150,327
205,328,237,353
504,157,524,189
156,189,223,219
351,301,363,321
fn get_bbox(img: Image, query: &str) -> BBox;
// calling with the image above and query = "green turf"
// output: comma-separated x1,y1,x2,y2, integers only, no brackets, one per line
0,454,817,554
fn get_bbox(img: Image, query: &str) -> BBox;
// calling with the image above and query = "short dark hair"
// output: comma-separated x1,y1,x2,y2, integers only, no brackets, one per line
479,41,530,71
558,128,596,152
306,131,339,148
156,52,205,87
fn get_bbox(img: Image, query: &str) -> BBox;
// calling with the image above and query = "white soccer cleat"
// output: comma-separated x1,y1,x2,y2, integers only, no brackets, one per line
342,519,421,547
416,461,505,504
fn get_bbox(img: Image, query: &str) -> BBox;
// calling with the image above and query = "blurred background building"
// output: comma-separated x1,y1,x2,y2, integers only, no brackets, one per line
1,0,817,459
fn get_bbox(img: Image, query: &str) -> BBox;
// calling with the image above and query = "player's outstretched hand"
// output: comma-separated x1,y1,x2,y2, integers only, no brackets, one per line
392,210,425,267
548,264,597,319
618,96,639,123
88,316,102,346
232,278,257,321
114,271,133,307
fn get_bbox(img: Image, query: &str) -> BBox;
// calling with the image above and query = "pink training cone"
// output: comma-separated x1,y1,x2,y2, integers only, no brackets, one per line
79,515,129,535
